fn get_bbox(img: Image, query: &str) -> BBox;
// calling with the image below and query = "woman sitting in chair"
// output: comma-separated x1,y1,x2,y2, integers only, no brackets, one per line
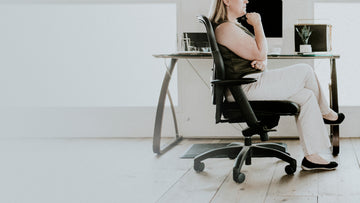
209,0,345,170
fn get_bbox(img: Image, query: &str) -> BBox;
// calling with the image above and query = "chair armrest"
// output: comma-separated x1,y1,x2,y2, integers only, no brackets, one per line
211,78,257,86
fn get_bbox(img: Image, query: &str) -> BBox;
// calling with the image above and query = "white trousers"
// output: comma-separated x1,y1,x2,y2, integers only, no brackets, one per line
226,63,332,155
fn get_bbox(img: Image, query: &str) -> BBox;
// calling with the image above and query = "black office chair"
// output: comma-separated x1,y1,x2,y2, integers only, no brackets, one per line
195,15,300,183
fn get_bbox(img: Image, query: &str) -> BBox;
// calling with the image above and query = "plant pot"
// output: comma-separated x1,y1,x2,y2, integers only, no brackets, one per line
300,44,312,53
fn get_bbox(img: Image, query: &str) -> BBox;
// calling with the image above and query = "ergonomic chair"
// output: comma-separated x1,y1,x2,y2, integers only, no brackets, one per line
195,15,300,183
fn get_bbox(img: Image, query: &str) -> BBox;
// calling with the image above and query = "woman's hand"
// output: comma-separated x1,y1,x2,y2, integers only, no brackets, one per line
251,60,267,71
246,12,262,27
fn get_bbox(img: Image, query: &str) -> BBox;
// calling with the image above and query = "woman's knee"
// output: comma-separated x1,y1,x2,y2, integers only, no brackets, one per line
293,63,314,74
292,63,316,83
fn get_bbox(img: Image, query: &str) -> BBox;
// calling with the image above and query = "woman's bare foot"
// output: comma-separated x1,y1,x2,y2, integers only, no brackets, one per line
323,110,338,121
305,154,329,164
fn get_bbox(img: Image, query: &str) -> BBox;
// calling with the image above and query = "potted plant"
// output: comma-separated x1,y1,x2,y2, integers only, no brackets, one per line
296,25,312,53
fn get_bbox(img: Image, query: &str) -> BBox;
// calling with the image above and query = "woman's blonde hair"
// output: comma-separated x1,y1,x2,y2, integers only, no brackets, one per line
208,0,228,25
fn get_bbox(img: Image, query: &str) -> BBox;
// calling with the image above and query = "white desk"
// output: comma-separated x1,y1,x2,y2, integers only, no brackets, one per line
153,52,341,155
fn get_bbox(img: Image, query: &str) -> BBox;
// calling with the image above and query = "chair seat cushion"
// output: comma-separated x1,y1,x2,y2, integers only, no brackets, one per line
223,100,300,120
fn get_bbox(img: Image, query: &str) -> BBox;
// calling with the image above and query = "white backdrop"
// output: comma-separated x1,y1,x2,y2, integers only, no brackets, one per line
0,3,177,107
0,0,358,138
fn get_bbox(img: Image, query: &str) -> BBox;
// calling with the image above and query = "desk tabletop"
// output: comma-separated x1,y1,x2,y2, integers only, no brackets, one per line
267,54,340,59
153,52,340,59
153,52,212,59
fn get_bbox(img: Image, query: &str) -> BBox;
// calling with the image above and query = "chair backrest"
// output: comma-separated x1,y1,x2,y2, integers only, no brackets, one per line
197,15,275,141
197,15,226,123
197,15,226,81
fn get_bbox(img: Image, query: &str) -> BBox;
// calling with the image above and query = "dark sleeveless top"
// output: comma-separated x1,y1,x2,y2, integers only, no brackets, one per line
217,22,261,79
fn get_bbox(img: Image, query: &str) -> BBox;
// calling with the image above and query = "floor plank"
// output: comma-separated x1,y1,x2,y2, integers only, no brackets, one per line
157,159,233,203
211,158,277,203
266,140,321,197
0,138,358,203
317,138,360,196
157,139,234,203
318,195,360,203
264,196,317,203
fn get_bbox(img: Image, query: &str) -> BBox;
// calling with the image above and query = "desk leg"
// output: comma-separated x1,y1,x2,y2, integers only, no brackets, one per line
330,58,339,156
153,58,183,154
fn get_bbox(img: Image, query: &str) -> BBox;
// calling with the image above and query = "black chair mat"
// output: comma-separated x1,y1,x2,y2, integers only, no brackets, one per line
180,143,231,159
180,142,287,159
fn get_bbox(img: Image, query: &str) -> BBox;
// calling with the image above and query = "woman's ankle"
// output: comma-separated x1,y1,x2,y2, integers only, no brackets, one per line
323,110,338,121
305,154,329,164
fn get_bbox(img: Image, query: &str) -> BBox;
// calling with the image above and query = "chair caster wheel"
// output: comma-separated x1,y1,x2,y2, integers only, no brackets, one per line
285,165,296,175
233,172,245,183
194,162,205,172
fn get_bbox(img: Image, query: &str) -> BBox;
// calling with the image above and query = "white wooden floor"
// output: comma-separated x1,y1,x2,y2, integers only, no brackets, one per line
1,138,360,203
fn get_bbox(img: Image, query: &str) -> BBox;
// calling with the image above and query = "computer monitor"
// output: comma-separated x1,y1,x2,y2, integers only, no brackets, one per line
182,32,210,51
238,0,283,38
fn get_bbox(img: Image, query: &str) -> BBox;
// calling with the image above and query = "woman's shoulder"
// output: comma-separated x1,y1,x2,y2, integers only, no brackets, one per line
216,21,236,30
215,22,246,42
215,22,245,35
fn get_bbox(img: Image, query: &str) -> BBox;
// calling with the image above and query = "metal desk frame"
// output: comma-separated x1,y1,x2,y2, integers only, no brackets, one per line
153,53,341,156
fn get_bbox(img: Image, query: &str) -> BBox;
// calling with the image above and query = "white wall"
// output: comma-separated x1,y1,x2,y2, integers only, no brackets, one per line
0,0,358,138
0,0,179,138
